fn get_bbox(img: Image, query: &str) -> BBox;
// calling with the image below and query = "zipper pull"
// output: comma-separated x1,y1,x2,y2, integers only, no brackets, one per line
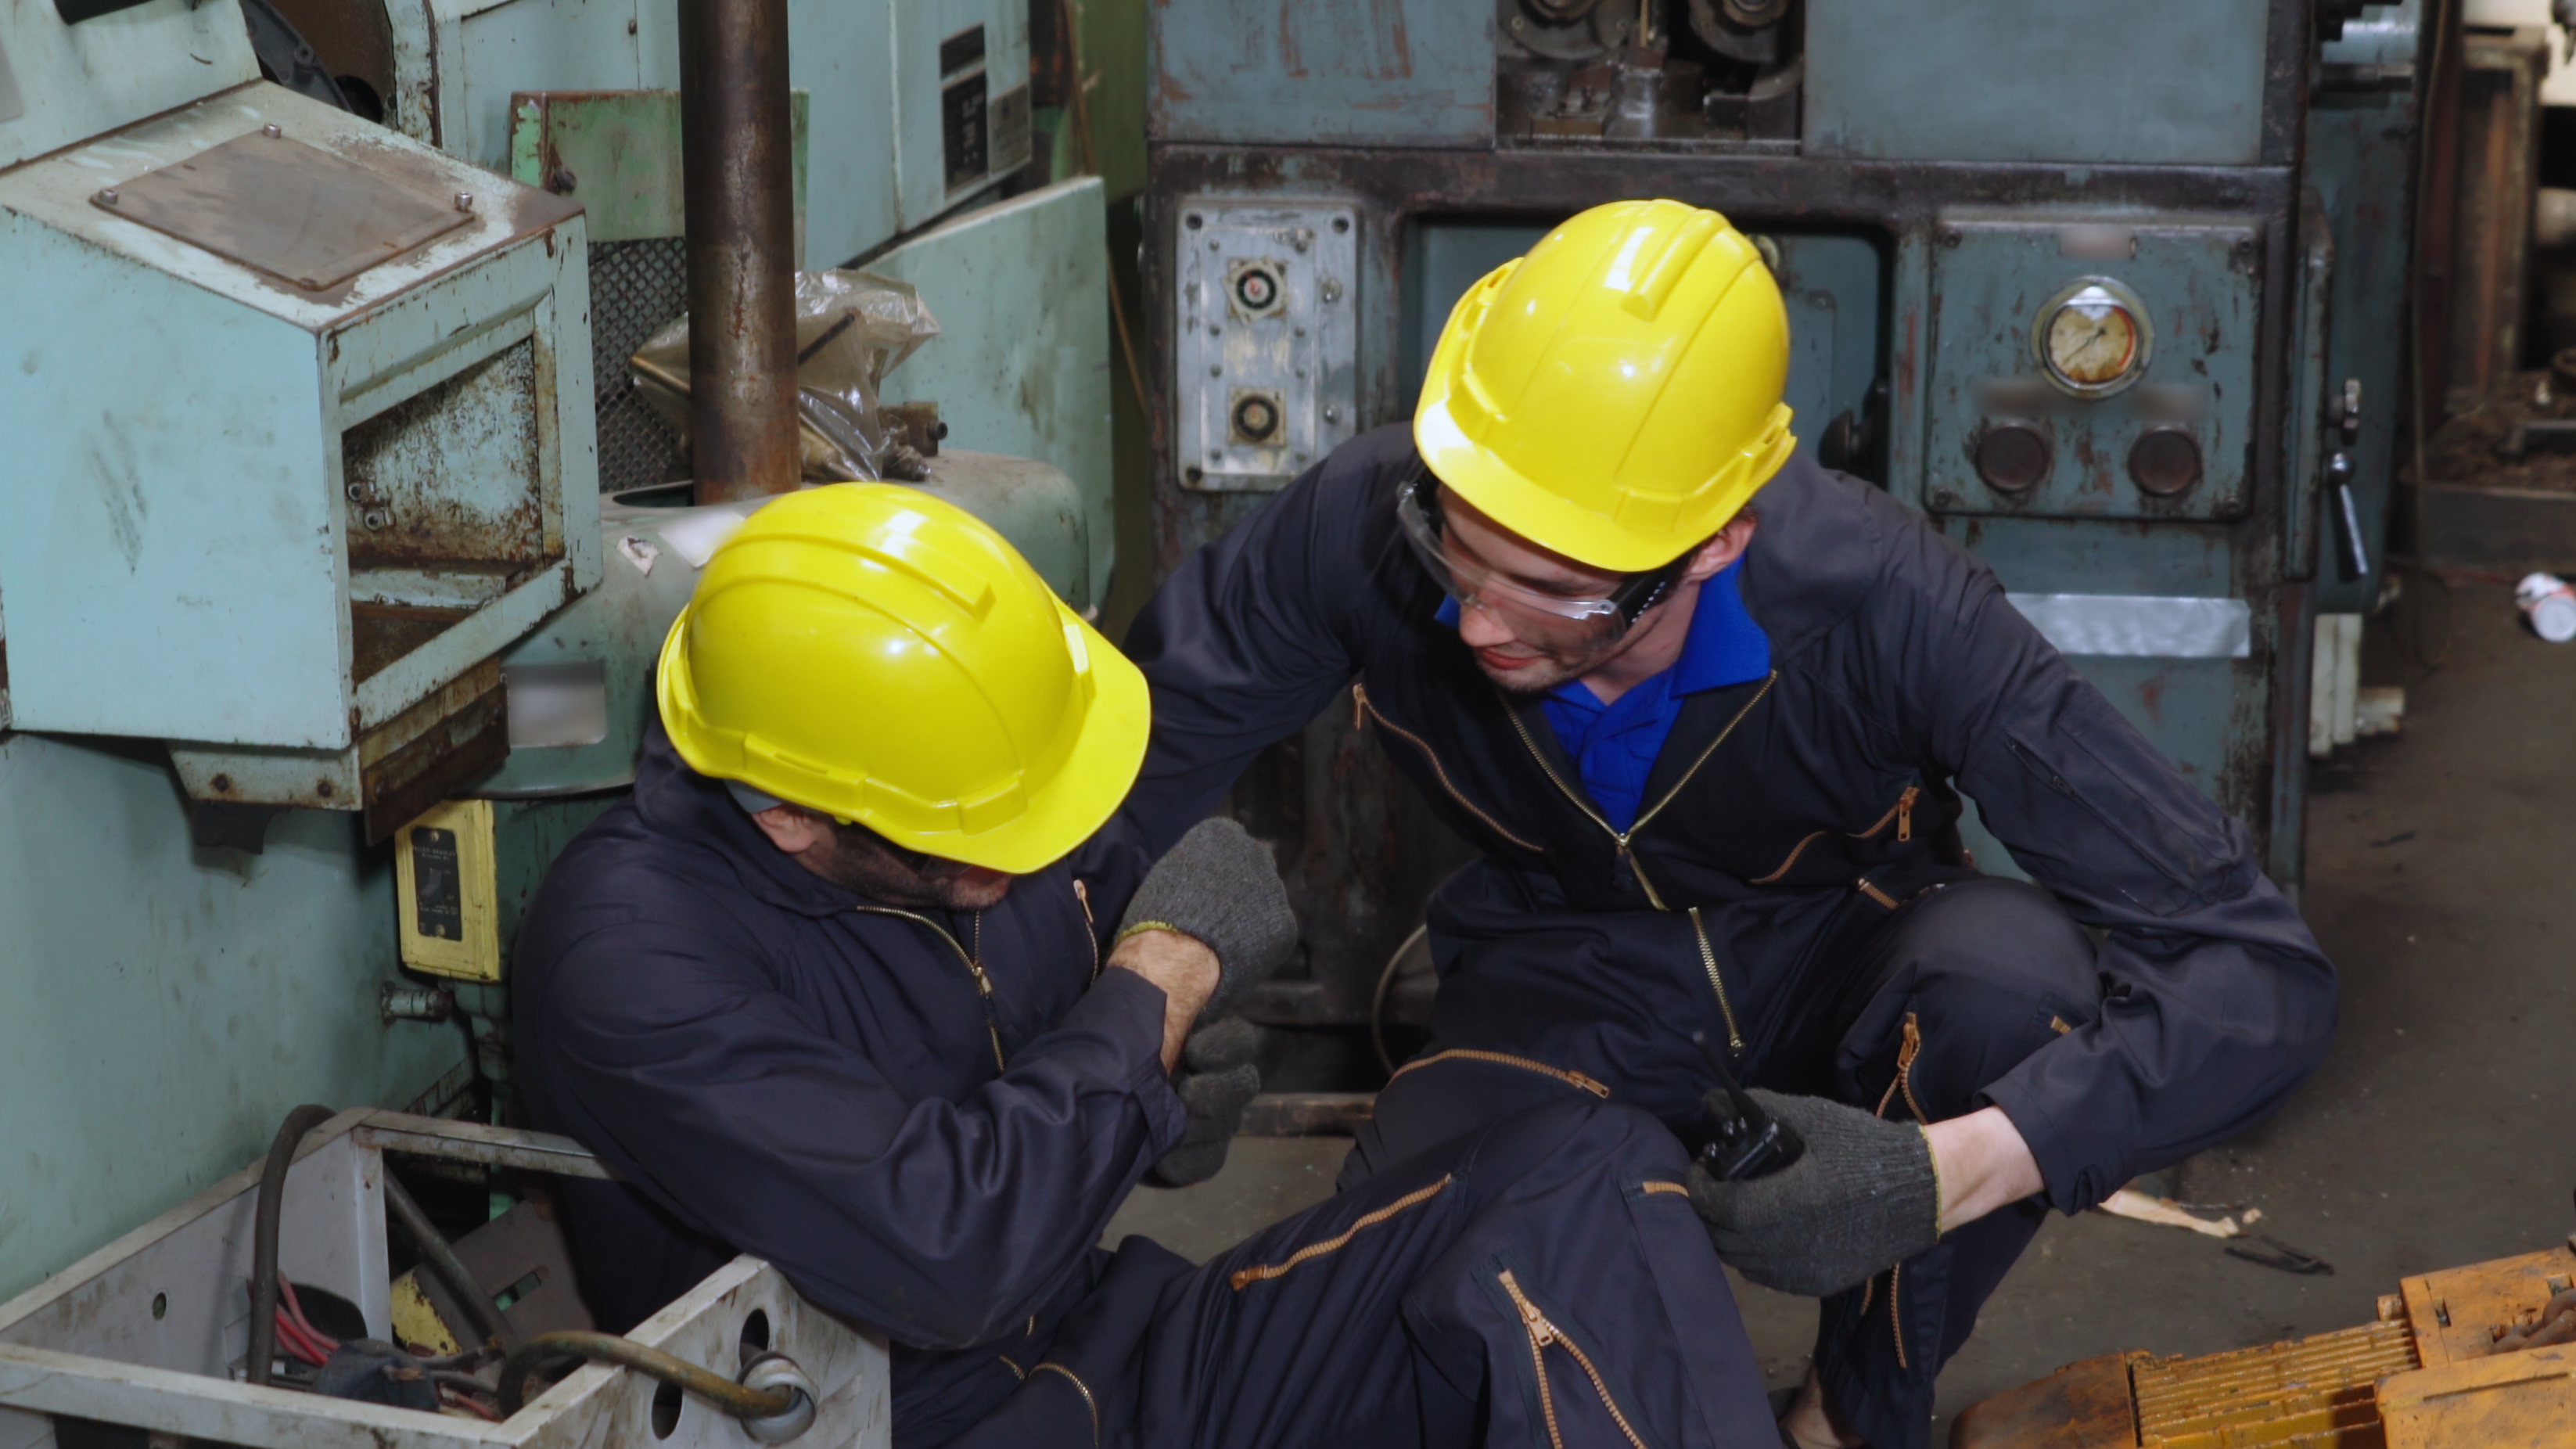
1898,785,1918,843
969,962,995,998
1352,683,1367,730
1498,1271,1556,1343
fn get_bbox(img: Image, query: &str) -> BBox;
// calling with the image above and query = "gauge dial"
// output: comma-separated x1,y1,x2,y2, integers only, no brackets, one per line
2032,279,2153,397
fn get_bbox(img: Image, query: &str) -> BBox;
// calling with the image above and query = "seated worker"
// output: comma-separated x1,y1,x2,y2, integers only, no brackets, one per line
513,484,1784,1449
1120,200,2340,1449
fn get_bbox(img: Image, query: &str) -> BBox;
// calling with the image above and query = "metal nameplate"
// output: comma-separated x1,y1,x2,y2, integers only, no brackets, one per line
94,131,472,292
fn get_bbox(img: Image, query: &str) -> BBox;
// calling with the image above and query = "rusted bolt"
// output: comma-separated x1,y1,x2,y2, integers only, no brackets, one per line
1929,487,1961,510
97,188,118,206
454,192,475,212
1332,218,1349,234
547,166,578,195
626,16,637,32
315,780,335,799
1185,214,1203,230
1184,465,1205,484
1509,14,1525,29
263,124,282,138
362,508,393,530
210,774,232,793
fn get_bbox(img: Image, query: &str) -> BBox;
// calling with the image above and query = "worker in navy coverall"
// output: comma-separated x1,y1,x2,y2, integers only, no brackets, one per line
1117,202,2340,1448
515,484,1780,1449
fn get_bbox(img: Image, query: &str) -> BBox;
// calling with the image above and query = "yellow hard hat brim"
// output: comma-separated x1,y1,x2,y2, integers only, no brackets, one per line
659,599,1152,877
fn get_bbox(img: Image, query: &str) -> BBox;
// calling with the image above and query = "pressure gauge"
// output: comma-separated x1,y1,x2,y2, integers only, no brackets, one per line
2032,278,2152,397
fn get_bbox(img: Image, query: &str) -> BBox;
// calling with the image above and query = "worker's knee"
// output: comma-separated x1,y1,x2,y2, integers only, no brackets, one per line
1837,879,2100,1119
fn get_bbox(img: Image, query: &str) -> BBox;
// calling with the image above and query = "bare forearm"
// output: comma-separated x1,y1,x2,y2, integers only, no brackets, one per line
1924,1106,2045,1229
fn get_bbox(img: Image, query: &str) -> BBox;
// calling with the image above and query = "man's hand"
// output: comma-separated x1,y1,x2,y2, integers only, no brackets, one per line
1109,928,1219,1070
1685,1090,1942,1297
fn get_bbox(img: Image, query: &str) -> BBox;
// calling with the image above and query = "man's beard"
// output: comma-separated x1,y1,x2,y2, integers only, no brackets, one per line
811,823,1013,910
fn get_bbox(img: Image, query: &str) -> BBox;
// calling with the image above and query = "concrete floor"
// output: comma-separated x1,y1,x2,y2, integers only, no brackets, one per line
1104,579,2576,1432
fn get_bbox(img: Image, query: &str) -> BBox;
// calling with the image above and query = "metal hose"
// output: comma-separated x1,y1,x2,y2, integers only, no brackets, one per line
246,1104,338,1386
380,1170,523,1355
497,1331,799,1419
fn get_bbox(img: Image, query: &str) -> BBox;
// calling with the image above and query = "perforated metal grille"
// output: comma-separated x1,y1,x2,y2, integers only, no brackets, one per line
588,238,688,494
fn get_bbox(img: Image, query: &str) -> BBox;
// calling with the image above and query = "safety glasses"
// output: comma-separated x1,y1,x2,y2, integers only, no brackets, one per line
1396,468,1682,649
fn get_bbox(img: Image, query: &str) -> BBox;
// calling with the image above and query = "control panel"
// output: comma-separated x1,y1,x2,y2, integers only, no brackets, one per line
1924,211,2262,522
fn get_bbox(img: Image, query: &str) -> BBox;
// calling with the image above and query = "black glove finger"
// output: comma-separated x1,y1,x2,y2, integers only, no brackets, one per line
1176,1062,1261,1131
1183,1016,1259,1073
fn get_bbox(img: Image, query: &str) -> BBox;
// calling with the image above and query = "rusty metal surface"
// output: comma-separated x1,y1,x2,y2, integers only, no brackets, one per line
2129,1321,2416,1449
681,0,801,503
352,1113,618,1182
343,337,550,571
1945,1352,2136,1449
1239,1092,1374,1138
2443,30,2545,408
99,131,472,293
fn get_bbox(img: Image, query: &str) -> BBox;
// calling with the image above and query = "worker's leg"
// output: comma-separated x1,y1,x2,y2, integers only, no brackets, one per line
1766,878,2101,1449
947,1098,1777,1448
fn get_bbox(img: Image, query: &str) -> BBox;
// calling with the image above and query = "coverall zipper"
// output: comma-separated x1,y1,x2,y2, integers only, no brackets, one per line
1496,1269,1652,1449
850,906,1006,1071
1072,878,1100,981
1753,783,1921,885
1498,671,1777,1048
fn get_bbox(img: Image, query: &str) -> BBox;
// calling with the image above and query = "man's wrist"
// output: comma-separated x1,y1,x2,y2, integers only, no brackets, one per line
1108,928,1219,1069
1922,1106,2044,1229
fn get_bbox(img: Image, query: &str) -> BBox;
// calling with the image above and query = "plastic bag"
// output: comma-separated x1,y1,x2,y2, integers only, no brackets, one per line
630,270,941,482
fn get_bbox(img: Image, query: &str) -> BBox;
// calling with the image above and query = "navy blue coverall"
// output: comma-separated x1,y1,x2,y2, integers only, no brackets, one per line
515,730,1779,1448
1119,426,2341,1448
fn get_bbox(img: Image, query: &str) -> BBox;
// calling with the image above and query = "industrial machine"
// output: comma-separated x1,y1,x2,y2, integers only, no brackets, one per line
1951,1236,2576,1447
0,0,1113,1371
0,1109,890,1449
1142,1,2429,1065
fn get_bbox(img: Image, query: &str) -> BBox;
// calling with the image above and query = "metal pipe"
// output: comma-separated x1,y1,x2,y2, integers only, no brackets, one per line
498,1331,797,1419
679,0,800,503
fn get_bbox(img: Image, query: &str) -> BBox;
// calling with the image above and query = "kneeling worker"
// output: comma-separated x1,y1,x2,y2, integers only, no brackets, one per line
515,485,1784,1447
1122,200,2341,1448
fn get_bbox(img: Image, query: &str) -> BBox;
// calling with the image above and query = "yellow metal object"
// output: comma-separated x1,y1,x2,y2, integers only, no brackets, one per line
1954,1240,2576,1449
656,485,1150,875
394,799,501,982
387,1268,463,1357
1412,198,1797,573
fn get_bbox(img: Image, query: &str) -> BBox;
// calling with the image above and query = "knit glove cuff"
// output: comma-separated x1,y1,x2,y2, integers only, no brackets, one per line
1117,818,1299,1018
1684,1089,1942,1297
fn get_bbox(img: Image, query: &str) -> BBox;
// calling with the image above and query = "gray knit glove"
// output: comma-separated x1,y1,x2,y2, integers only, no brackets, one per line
1145,1017,1261,1188
1685,1090,1942,1297
1117,818,1299,1018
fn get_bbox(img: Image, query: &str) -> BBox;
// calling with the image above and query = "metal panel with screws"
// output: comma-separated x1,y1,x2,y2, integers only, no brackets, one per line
1173,199,1360,493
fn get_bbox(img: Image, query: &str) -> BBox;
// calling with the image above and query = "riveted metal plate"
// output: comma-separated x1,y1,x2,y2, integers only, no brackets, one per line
95,131,472,292
1173,199,1360,492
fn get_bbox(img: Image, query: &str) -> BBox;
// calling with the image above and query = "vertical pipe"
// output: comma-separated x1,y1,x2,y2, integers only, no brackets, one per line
680,0,799,502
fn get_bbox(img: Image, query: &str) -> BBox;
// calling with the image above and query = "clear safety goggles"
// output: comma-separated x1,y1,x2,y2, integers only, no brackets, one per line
1396,468,1683,650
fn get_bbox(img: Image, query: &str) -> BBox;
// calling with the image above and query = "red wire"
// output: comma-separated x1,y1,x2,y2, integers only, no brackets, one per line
271,1309,330,1367
440,1388,502,1422
276,1278,340,1354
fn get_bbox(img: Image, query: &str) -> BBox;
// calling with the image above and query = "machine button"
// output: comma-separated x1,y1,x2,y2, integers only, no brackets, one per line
2130,426,2204,497
1974,419,2052,494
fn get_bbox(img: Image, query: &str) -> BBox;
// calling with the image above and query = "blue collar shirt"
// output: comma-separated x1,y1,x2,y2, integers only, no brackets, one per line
1438,561,1773,832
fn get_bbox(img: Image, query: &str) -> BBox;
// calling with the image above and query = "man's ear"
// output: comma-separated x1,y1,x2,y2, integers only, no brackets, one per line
749,805,832,856
1679,512,1759,584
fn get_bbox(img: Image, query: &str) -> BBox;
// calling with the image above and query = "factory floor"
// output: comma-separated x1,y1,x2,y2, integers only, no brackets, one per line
1102,578,2576,1433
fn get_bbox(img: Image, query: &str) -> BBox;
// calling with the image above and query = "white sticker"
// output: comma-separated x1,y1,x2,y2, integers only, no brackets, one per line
2007,594,2252,660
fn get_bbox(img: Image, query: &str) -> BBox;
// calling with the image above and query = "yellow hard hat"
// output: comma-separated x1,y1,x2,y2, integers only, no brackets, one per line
656,484,1148,875
1414,199,1796,573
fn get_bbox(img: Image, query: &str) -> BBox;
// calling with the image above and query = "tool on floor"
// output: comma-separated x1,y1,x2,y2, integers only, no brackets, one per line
1690,1030,1804,1181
